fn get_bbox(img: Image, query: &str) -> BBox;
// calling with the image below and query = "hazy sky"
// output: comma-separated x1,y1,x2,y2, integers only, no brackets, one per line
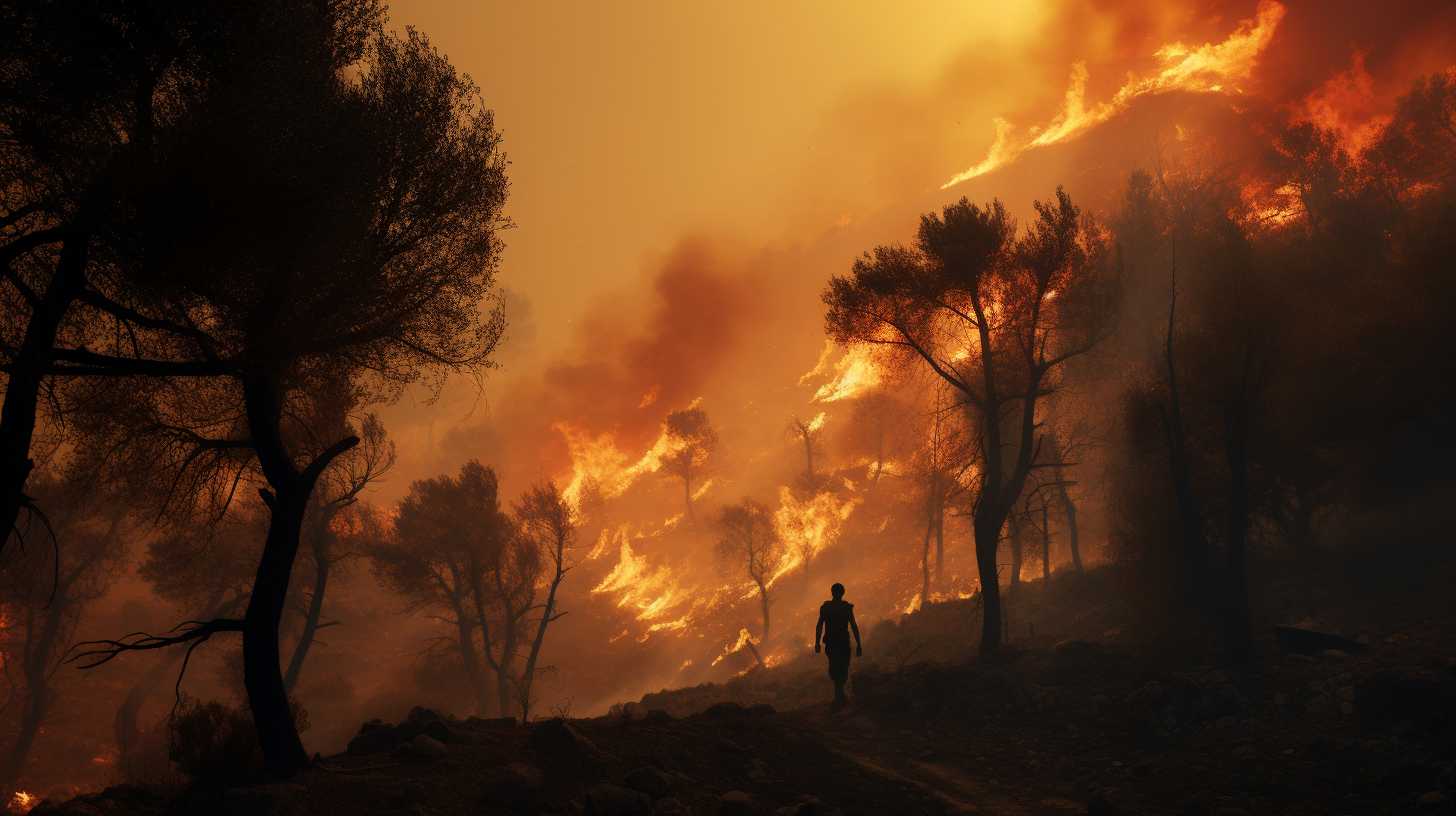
387,1,1051,358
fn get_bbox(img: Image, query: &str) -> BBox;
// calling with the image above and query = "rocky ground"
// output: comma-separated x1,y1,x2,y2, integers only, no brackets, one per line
27,556,1456,815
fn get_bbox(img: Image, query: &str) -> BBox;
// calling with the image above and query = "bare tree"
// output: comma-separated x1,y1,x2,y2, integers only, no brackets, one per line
511,482,574,720
716,499,781,639
662,408,717,522
788,415,824,491
825,189,1114,654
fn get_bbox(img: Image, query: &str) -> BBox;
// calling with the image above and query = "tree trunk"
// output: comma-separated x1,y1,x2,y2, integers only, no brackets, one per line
2,593,65,798
1,682,48,800
757,581,771,639
682,473,694,522
920,516,933,606
240,371,354,778
1059,485,1083,573
0,235,85,552
972,508,1004,655
934,494,946,583
1008,513,1023,589
1041,503,1051,582
518,562,565,721
452,606,491,716
283,540,330,693
1163,251,1208,605
1223,394,1253,665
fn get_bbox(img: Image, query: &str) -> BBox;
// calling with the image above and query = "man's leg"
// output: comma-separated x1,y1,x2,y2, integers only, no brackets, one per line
828,647,849,705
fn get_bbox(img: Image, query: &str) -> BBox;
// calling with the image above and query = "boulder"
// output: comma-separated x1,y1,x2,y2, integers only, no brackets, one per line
481,762,545,807
400,733,449,760
346,720,403,755
624,766,672,798
585,783,652,816
531,718,604,770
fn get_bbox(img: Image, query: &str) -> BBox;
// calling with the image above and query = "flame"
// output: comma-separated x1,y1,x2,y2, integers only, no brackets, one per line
591,538,690,624
557,421,687,508
711,627,760,667
943,0,1286,187
806,412,827,433
8,792,37,814
766,487,862,588
802,343,884,403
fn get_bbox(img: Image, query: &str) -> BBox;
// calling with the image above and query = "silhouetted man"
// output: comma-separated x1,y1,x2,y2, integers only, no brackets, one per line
814,582,862,709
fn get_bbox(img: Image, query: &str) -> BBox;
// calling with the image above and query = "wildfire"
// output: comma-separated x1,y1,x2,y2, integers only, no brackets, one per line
711,627,760,667
767,487,862,588
556,421,687,508
943,0,1286,187
8,792,37,814
801,342,884,403
592,538,690,625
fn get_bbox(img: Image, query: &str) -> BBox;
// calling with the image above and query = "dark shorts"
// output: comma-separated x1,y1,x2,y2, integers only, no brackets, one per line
824,637,850,682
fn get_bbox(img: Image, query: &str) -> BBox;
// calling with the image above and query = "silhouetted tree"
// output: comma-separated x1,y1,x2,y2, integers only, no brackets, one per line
511,482,574,720
662,408,717,521
788,415,824,491
374,462,511,717
69,9,509,775
716,499,781,639
285,409,394,693
825,189,1114,654
0,468,126,801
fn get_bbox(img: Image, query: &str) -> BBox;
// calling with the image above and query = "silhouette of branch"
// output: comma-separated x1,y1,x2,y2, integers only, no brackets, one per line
66,618,245,670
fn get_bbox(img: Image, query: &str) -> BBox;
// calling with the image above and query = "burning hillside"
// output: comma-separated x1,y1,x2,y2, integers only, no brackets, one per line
3,0,1456,811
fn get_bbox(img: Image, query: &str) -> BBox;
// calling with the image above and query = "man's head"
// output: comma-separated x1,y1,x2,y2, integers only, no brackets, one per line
830,582,845,599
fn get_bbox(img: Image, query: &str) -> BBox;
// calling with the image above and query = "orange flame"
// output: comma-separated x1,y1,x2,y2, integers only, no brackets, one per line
556,421,688,508
943,0,1286,187
8,792,37,814
767,487,862,588
801,342,884,403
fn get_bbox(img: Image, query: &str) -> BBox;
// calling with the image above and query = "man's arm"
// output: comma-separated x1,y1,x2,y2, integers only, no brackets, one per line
814,608,825,653
849,608,862,656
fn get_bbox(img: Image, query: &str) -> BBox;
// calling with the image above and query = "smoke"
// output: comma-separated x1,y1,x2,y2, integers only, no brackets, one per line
15,0,1456,799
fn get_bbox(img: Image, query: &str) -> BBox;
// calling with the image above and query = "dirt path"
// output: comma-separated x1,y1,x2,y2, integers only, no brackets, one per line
786,703,1089,816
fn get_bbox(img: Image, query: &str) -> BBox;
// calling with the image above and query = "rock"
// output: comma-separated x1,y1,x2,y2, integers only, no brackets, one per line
624,766,672,798
531,718,603,769
400,733,448,760
705,701,748,718
222,783,309,816
482,762,545,807
406,705,444,724
347,719,403,755
1274,625,1369,656
719,790,755,816
585,783,651,816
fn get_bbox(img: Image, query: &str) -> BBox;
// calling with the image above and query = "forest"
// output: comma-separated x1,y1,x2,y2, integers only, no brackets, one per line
2,1,1455,814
